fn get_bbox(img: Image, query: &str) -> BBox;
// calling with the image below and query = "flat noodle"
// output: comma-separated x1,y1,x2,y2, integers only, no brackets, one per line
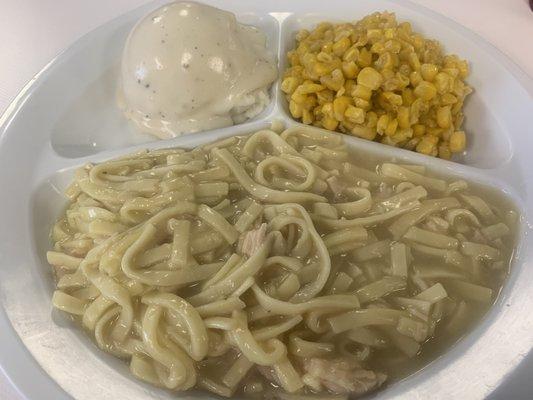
48,126,516,398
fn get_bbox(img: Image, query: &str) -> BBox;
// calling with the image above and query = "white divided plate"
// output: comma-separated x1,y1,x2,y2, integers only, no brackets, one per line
0,0,532,399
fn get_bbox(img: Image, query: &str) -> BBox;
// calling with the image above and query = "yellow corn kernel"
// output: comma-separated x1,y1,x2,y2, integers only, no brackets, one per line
297,82,325,94
380,135,398,146
399,21,412,34
408,52,421,70
340,119,355,132
320,69,345,91
397,106,410,128
321,102,334,118
416,135,438,155
281,77,300,94
428,127,443,137
332,36,351,56
366,111,378,128
285,65,304,78
436,106,452,129
352,84,372,101
345,105,365,124
357,67,383,90
322,116,339,130
343,46,359,62
442,67,459,79
321,42,333,53
411,34,424,50
413,124,426,137
414,81,437,101
441,93,457,105
344,79,356,95
375,52,394,71
302,109,314,125
341,61,359,79
377,114,390,135
434,72,451,93
385,118,399,136
351,125,377,140
420,63,438,81
405,137,420,150
357,48,372,67
317,89,334,104
402,88,415,106
317,51,334,63
333,96,352,121
392,128,413,143
457,59,469,79
370,42,386,54
441,126,453,141
382,91,403,106
395,71,410,89
438,143,451,159
302,52,317,68
313,62,333,77
410,98,423,124
409,70,422,86
295,29,310,42
454,112,465,128
289,100,303,118
384,40,401,54
355,98,371,110
381,68,394,81
291,90,307,104
449,130,466,152
423,115,437,129
303,95,318,110
451,79,465,96
384,27,396,39
367,28,383,43
289,51,300,66
452,100,464,115
301,69,317,81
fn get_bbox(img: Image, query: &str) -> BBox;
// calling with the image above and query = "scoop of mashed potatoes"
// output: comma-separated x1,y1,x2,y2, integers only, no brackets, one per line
119,1,277,138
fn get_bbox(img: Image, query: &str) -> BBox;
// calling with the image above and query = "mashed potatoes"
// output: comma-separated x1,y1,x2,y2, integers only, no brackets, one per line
119,1,277,139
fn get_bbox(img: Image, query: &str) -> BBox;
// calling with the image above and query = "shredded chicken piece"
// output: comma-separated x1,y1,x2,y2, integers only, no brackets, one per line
301,357,386,395
239,223,267,257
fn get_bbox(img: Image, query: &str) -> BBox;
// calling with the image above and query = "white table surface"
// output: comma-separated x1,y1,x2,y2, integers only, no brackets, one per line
0,0,532,399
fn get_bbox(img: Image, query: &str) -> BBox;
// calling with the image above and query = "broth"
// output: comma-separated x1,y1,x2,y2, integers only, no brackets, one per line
47,126,517,399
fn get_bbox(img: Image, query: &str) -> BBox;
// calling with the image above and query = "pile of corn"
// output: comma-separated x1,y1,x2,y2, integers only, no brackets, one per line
281,12,472,159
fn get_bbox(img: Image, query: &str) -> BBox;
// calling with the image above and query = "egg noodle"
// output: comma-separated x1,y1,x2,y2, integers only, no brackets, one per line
48,126,515,398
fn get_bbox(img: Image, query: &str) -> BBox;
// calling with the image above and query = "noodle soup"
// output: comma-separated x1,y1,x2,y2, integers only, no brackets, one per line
47,126,517,398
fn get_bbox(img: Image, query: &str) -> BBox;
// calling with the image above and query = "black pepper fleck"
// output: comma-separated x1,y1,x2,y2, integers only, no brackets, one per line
194,46,198,50
161,39,166,43
137,79,141,84
145,84,150,88
182,63,190,69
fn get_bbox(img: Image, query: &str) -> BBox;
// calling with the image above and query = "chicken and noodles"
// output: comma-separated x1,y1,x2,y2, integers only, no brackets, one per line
47,126,516,398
